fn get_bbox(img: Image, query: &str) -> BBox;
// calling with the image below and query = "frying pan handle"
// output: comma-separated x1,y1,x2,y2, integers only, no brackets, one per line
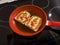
46,20,60,26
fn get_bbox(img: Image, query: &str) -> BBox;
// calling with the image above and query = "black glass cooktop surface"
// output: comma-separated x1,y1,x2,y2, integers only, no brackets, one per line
0,0,60,45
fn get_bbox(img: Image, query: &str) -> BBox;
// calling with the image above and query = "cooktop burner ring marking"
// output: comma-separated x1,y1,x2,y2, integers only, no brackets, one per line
48,6,60,21
43,0,50,9
32,0,50,9
48,6,60,30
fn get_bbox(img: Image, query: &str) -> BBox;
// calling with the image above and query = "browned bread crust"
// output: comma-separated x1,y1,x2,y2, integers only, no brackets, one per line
14,10,42,32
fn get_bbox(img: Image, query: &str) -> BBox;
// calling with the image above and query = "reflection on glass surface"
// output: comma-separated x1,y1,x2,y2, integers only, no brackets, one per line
49,6,60,21
49,13,52,17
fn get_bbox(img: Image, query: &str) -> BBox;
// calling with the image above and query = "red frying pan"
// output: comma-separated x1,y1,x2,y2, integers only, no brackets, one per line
9,5,60,36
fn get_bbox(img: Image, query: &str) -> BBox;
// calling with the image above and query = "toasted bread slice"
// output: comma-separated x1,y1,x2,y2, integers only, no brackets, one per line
14,10,42,32
14,10,31,24
27,16,42,32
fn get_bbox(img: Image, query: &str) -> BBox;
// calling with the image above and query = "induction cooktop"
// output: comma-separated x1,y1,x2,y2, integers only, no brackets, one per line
0,0,60,45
